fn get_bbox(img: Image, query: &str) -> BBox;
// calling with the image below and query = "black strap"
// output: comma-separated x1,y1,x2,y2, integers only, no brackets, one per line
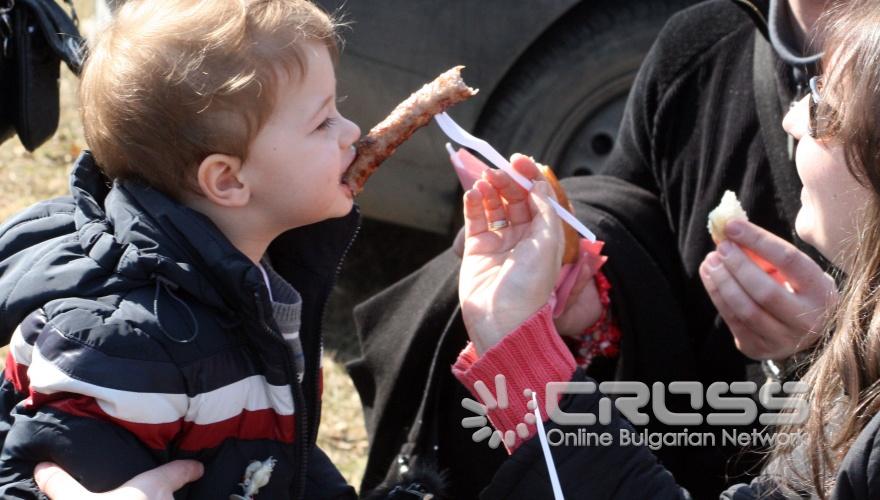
387,482,436,499
767,0,822,67
0,0,13,58
61,0,77,27
752,32,803,237
731,0,769,39
16,0,83,74
393,306,462,480
752,31,833,269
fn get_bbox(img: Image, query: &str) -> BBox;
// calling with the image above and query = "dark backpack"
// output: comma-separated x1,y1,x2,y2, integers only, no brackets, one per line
0,0,83,151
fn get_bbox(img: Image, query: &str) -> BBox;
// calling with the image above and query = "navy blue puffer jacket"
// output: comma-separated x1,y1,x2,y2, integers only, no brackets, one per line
0,151,359,499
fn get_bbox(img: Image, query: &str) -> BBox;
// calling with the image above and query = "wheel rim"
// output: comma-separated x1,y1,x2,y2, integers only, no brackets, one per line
544,72,633,178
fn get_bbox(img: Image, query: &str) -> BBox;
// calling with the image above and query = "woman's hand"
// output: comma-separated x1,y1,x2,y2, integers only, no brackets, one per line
458,217,604,341
34,460,203,500
699,219,838,360
458,154,563,354
449,151,603,339
554,263,603,338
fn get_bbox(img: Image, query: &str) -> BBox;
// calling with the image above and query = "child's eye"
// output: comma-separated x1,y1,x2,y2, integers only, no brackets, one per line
316,117,338,132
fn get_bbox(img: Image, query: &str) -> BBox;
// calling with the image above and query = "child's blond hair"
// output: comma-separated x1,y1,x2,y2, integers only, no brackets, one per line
80,0,340,199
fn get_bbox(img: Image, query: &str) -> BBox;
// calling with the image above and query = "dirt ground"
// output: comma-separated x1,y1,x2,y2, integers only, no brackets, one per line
0,1,452,489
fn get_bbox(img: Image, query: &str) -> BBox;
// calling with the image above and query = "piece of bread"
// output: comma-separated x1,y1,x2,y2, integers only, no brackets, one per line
707,190,789,285
707,190,748,244
538,164,579,264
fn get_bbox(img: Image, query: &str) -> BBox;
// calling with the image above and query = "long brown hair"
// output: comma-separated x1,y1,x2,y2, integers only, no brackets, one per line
772,1,880,497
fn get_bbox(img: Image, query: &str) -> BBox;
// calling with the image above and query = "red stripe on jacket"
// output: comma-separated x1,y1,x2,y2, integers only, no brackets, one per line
35,393,295,452
178,410,295,451
4,351,30,394
43,394,183,450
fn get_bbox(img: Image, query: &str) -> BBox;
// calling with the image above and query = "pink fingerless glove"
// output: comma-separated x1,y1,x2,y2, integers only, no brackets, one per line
452,303,576,453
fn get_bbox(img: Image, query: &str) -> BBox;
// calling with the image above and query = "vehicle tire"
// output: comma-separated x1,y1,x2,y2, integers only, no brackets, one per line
477,0,696,178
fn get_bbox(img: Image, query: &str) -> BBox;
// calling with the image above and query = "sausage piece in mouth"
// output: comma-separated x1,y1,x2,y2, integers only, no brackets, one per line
342,65,478,195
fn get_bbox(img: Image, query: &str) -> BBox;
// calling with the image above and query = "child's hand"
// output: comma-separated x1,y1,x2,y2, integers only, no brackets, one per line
699,219,838,361
35,460,203,500
458,154,563,354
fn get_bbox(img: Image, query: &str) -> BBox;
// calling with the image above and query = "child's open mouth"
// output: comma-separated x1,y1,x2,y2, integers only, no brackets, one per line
340,151,358,198
339,170,355,198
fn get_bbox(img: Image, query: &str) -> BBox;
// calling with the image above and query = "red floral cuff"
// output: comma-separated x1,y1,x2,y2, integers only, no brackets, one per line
564,270,621,368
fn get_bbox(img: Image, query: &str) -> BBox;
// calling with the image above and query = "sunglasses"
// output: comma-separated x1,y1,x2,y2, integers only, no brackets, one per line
808,75,828,139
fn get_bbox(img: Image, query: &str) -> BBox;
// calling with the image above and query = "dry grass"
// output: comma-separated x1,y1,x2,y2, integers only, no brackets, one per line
0,1,367,488
319,356,370,484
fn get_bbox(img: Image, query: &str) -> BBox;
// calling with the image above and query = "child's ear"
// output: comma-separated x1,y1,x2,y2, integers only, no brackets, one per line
196,154,249,207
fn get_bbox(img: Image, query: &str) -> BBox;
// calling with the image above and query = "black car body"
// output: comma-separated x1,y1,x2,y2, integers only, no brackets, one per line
317,0,698,234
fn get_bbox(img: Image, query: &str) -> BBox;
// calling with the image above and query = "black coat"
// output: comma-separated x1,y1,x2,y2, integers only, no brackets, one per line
476,363,880,500
348,0,834,498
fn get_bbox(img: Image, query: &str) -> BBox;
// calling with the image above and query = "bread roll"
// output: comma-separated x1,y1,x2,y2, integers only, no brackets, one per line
707,190,748,244
538,164,579,264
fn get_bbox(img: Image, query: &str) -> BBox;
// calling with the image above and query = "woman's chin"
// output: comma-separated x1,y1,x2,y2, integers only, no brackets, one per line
795,209,818,247
795,209,837,263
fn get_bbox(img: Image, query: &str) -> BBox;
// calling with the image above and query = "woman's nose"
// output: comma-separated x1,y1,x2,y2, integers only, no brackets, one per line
783,95,810,140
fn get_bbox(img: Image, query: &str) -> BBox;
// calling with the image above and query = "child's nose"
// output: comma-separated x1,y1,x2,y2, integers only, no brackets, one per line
782,95,809,140
340,117,361,148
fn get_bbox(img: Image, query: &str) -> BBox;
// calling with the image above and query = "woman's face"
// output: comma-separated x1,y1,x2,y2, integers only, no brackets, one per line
782,93,869,270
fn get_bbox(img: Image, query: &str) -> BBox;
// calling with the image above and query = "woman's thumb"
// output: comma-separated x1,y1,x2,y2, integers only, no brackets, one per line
130,460,204,492
529,181,564,260
35,462,91,499
530,181,558,227
529,180,552,210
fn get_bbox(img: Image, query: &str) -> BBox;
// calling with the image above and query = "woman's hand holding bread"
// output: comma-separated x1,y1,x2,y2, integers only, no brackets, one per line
701,193,837,360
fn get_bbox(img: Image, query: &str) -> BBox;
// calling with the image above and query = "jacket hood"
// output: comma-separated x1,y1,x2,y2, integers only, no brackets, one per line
0,151,360,338
71,152,244,311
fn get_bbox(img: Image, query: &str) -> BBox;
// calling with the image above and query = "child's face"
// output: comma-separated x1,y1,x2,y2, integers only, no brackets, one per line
783,94,867,269
241,41,361,231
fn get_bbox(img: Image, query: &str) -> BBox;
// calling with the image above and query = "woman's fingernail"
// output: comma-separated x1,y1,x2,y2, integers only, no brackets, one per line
726,221,743,238
718,241,732,257
707,253,722,269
